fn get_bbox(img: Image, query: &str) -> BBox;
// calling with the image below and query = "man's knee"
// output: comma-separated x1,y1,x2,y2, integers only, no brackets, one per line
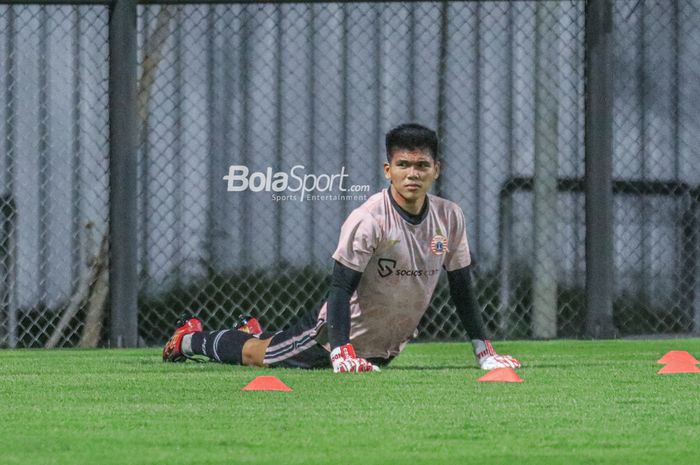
242,337,272,367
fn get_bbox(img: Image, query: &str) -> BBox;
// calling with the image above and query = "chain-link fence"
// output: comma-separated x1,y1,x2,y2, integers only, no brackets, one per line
610,0,700,335
0,5,109,348
133,1,587,344
1,0,699,348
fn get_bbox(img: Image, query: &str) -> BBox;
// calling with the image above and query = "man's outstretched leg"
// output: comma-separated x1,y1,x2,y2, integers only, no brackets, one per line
163,312,329,369
186,330,271,366
163,316,270,366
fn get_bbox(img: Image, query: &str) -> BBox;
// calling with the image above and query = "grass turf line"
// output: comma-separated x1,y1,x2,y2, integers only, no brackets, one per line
1,339,699,465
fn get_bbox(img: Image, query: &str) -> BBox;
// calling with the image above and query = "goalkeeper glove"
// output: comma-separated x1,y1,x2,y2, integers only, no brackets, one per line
473,339,521,370
331,344,380,373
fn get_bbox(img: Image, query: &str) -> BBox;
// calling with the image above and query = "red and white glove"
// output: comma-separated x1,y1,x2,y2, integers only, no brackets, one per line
331,344,380,373
473,339,521,370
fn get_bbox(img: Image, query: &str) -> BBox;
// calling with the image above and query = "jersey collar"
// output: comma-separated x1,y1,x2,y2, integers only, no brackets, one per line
387,188,430,225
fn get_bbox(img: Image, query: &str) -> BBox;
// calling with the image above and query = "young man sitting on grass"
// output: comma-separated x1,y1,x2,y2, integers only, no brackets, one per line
163,123,521,372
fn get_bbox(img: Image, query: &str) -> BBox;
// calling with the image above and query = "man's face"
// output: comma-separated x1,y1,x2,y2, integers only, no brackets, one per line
384,148,440,210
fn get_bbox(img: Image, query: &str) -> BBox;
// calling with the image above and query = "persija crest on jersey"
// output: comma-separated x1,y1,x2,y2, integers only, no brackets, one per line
430,234,449,255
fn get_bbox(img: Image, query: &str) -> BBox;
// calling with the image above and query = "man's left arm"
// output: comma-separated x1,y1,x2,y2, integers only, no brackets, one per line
446,265,521,370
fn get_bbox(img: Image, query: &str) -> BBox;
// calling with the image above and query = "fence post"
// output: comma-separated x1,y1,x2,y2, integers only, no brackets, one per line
109,0,139,347
3,8,17,348
532,1,559,339
584,0,615,338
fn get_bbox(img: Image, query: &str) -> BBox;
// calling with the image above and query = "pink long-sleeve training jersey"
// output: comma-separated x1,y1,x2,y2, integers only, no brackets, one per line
317,189,472,359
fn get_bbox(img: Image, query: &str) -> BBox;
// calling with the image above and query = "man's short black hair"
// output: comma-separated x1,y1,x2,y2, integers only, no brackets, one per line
385,123,438,162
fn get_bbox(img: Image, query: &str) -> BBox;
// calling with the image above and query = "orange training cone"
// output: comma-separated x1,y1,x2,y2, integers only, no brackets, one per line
478,367,523,383
657,361,700,375
657,351,699,365
241,376,293,391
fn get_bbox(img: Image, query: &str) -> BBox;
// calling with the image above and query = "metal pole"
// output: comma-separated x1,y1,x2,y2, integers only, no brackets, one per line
239,6,251,267
434,0,448,198
220,8,235,269
139,7,151,288
4,7,17,348
71,7,83,294
584,0,615,338
407,3,416,121
671,0,689,330
38,6,50,307
205,6,218,276
0,198,16,348
499,2,515,337
274,5,283,265
174,7,184,286
473,1,482,254
109,0,139,347
532,1,559,339
373,3,382,190
340,3,349,218
638,1,649,308
684,195,698,334
498,192,513,336
307,4,316,262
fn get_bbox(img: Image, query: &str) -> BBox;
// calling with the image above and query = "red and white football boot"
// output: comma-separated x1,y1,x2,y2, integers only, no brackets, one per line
233,314,263,336
162,315,203,362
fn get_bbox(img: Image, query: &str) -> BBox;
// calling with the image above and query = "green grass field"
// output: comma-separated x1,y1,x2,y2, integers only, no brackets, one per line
2,339,700,465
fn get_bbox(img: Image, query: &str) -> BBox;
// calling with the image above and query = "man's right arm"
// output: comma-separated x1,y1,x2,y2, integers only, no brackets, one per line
327,260,362,348
326,260,379,372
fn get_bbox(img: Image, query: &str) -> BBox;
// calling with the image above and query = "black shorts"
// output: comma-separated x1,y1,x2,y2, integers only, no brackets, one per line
262,309,395,369
263,310,330,369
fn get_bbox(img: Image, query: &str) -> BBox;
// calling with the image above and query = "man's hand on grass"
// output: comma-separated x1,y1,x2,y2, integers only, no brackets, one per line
474,339,521,370
331,344,380,373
